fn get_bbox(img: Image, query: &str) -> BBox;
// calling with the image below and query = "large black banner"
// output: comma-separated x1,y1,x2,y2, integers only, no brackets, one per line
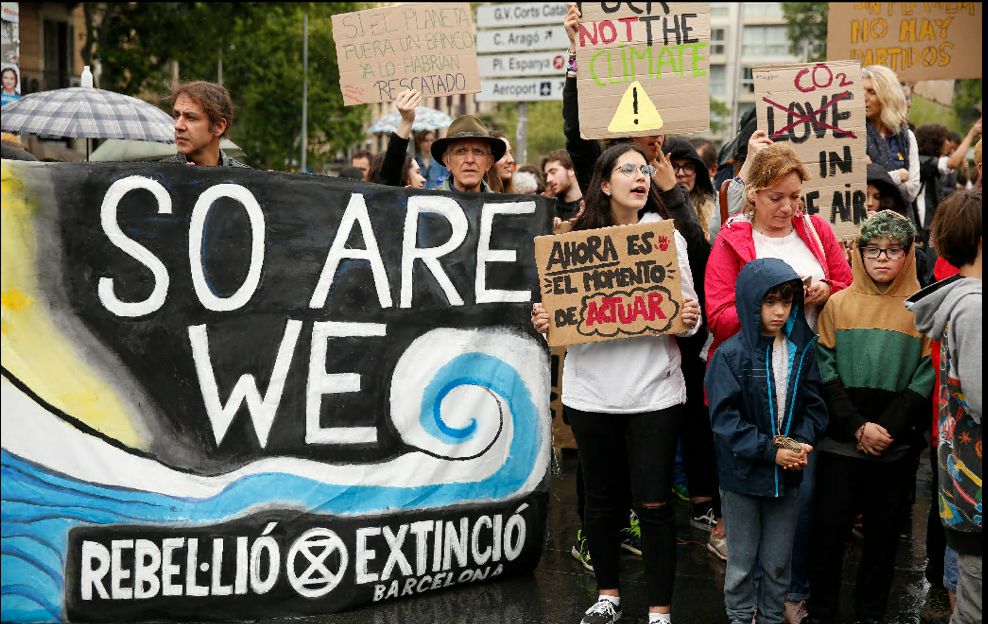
0,162,553,623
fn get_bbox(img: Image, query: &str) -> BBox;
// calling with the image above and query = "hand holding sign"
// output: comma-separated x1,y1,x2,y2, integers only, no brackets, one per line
394,88,421,139
680,298,701,330
563,3,580,48
534,220,685,347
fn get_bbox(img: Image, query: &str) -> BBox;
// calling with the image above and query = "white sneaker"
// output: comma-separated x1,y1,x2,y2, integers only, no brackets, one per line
707,529,728,561
581,599,622,624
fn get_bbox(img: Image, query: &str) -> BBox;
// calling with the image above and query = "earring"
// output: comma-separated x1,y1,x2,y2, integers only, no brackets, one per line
603,190,611,197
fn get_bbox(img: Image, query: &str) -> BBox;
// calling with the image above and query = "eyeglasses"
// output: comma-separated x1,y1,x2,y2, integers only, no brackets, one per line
613,163,657,177
861,245,906,260
672,162,696,175
450,146,492,158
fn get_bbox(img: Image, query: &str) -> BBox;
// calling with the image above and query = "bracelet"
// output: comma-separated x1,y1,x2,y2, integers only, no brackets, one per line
566,57,578,76
855,424,866,442
733,175,745,186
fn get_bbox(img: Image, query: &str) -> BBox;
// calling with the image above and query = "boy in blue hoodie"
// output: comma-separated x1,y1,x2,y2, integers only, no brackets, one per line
706,258,829,624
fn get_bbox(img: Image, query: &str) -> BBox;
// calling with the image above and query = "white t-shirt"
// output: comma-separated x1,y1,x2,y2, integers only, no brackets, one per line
561,214,700,414
752,228,825,331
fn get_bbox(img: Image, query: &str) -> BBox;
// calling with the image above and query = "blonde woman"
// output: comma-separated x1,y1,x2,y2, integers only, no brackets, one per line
863,65,921,207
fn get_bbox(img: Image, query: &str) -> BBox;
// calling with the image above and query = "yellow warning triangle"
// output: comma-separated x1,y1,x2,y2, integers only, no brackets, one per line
607,81,663,134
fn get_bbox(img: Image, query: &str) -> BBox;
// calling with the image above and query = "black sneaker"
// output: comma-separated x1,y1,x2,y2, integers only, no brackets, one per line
580,598,622,624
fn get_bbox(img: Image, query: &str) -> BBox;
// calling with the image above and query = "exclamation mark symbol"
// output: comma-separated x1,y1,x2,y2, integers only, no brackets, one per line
633,87,639,125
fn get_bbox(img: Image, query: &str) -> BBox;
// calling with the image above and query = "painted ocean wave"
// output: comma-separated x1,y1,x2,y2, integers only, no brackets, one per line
1,344,546,622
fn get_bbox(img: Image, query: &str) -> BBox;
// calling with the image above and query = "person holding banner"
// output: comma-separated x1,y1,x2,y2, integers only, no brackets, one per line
532,142,701,624
862,66,920,212
431,115,505,193
162,81,249,168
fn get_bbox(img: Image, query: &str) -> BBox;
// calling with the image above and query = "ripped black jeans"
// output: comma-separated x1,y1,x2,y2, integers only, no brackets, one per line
566,404,682,606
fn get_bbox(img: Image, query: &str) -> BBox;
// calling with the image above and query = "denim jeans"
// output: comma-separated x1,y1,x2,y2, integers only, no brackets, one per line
952,553,982,624
787,450,817,601
721,487,800,624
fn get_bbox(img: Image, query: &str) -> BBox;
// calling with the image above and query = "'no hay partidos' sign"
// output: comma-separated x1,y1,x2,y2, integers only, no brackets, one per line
0,161,552,622
754,61,868,239
332,3,480,105
575,2,711,139
535,220,685,347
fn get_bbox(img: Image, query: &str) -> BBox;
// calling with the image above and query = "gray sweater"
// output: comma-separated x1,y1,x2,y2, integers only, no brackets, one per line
907,275,982,554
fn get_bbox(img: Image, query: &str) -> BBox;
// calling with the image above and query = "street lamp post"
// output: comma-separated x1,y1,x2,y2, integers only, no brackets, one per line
301,11,308,172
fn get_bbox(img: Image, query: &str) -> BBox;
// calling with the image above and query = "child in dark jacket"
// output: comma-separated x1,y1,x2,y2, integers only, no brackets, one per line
706,258,828,624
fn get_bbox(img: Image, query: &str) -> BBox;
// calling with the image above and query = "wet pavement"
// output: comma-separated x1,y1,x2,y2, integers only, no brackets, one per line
270,448,946,624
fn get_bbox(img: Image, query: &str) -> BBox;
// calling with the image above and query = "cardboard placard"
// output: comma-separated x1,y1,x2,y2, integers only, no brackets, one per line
332,3,480,105
755,61,868,239
535,220,685,347
826,2,981,82
574,2,711,139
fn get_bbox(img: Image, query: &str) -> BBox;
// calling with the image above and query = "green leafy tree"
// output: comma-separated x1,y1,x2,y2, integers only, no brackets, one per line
86,3,366,170
223,4,367,170
782,3,828,62
710,97,730,135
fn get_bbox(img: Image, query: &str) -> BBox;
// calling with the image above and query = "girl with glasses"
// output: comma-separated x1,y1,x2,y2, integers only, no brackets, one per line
532,143,702,624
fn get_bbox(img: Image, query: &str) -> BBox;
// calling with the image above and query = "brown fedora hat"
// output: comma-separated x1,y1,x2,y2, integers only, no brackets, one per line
431,115,506,165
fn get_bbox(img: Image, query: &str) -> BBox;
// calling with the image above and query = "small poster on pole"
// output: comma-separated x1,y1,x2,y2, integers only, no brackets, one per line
574,2,711,140
332,3,480,105
535,220,685,347
754,60,867,239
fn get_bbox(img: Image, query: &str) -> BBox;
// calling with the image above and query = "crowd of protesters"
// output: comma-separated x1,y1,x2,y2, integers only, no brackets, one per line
1,7,980,624
533,6,976,624
144,28,983,624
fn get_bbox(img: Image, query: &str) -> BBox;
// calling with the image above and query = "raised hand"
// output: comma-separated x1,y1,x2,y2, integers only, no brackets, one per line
652,147,678,192
395,89,421,139
564,3,581,48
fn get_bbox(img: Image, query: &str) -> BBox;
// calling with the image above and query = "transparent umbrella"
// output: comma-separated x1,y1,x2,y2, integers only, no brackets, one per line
368,106,453,134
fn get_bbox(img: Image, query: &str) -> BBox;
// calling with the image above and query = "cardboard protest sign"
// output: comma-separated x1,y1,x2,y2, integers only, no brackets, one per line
755,61,867,239
574,2,711,139
332,3,480,105
0,161,552,623
535,220,685,347
827,2,981,82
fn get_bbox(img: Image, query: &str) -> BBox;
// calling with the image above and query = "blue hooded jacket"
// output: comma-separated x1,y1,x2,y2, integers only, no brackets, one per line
705,258,829,497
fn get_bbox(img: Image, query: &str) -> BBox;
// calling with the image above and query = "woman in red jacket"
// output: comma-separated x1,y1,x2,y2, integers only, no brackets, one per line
703,142,852,621
705,143,852,356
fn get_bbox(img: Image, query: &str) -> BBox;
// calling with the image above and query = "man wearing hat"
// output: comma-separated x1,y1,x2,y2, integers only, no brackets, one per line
431,115,506,193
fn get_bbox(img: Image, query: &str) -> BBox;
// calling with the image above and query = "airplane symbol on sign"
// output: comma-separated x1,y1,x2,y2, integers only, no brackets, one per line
540,82,551,96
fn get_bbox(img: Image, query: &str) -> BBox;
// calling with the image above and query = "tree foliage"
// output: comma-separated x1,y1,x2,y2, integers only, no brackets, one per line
86,2,367,170
782,2,828,62
479,100,566,167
